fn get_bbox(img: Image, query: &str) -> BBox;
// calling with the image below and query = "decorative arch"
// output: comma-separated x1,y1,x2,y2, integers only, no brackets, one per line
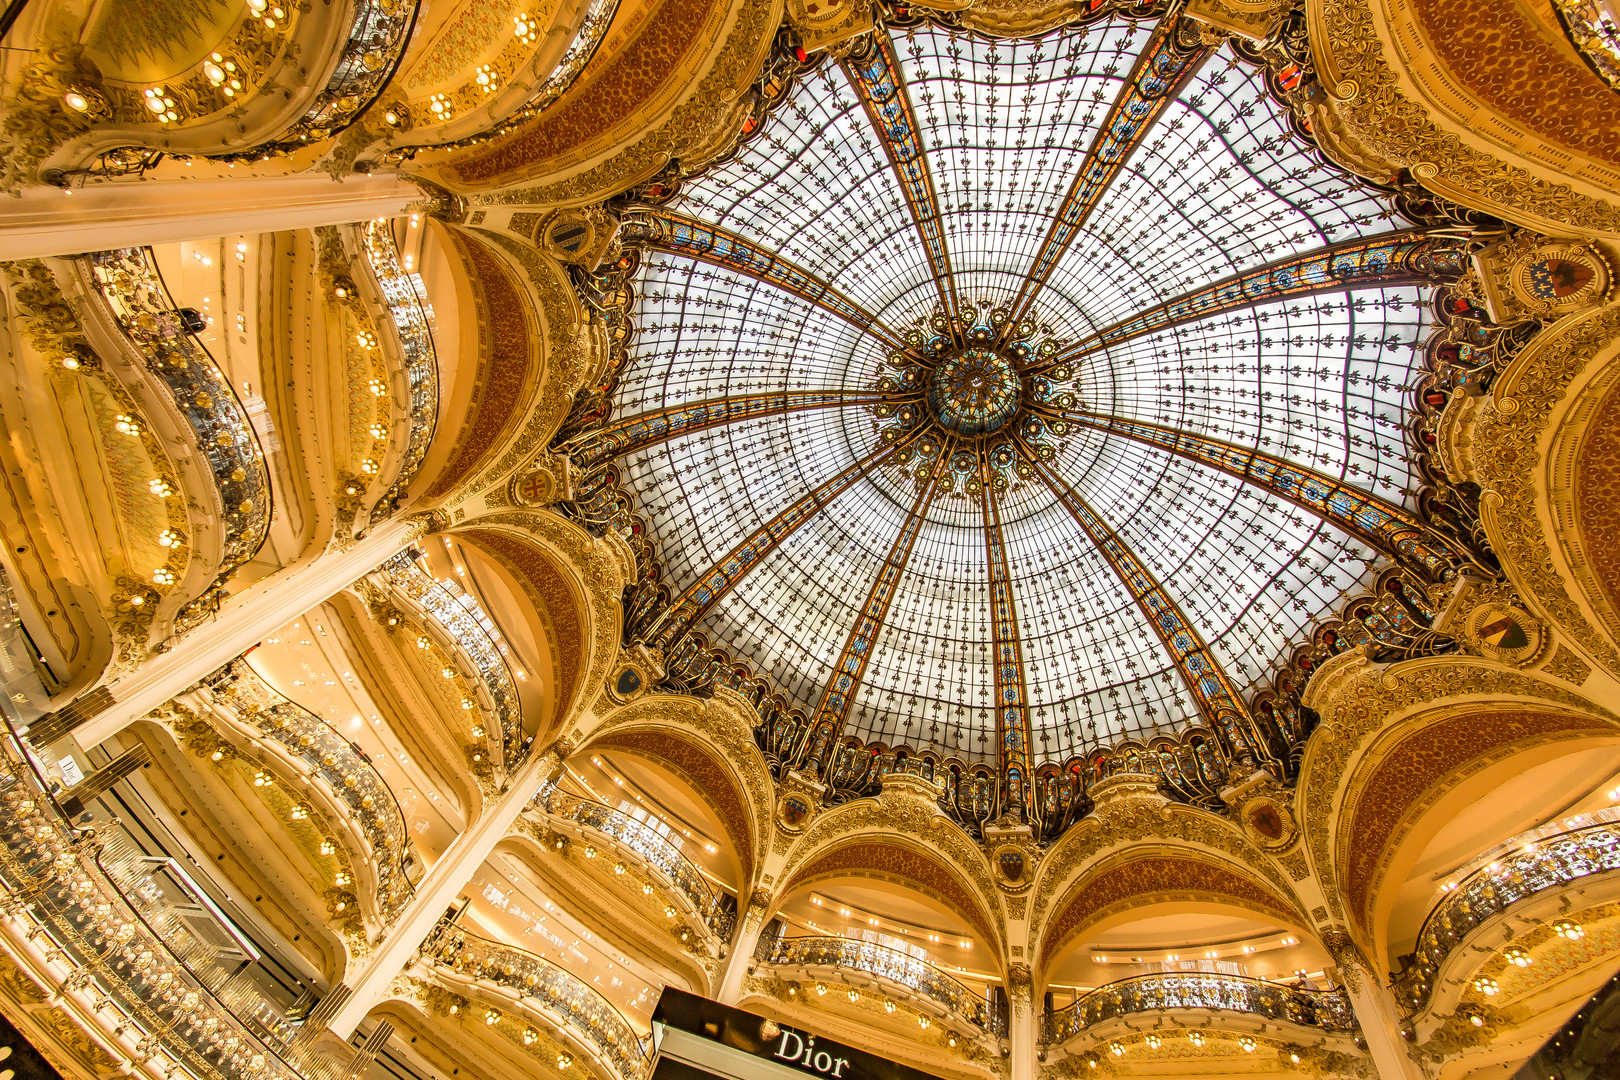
1036,851,1309,981
775,837,1003,960
436,0,778,194
1336,705,1617,935
419,231,542,500
1297,652,1620,939
1305,0,1620,237
445,509,629,739
576,689,774,885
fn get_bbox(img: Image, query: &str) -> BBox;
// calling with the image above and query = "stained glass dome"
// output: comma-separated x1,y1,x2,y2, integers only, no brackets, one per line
572,10,1469,798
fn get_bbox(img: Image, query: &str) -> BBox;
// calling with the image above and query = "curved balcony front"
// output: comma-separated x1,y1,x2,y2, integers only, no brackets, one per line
1393,815,1620,1017
536,787,735,943
198,658,416,924
1044,972,1356,1046
80,248,272,631
767,936,999,1036
378,550,524,771
355,219,439,518
425,925,648,1080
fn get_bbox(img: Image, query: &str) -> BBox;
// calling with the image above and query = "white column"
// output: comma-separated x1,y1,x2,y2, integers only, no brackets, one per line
72,519,418,748
716,905,766,1005
325,750,562,1039
1008,983,1035,1080
0,173,424,260
1326,934,1425,1080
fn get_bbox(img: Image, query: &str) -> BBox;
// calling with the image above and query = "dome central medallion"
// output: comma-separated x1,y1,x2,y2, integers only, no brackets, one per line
925,347,1021,436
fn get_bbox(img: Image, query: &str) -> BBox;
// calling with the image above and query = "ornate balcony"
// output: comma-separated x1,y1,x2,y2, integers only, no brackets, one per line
1554,0,1620,87
769,936,999,1035
1044,972,1356,1044
536,787,735,941
1393,816,1620,1016
379,550,525,769
357,220,439,515
83,248,272,626
425,925,649,1080
199,659,416,922
0,728,307,1080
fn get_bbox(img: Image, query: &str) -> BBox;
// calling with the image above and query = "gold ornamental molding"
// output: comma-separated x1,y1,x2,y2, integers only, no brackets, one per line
1296,653,1620,931
1305,0,1620,238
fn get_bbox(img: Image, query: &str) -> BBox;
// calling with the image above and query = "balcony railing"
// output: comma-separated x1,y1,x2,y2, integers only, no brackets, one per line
0,724,308,1080
1044,972,1356,1043
242,0,420,155
1393,818,1620,1016
538,788,735,940
84,249,273,624
358,221,438,514
202,659,415,921
426,925,648,1080
380,551,525,769
769,936,999,1034
1554,0,1620,87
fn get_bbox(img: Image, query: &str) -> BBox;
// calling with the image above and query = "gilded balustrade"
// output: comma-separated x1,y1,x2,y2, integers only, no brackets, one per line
1392,818,1620,1016
1554,0,1620,86
769,936,999,1035
200,659,415,921
426,925,648,1080
1044,972,1356,1044
358,221,439,515
0,727,305,1080
379,551,525,769
83,249,272,627
537,788,735,940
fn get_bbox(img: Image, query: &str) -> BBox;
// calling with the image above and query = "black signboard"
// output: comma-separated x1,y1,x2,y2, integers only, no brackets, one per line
652,987,948,1080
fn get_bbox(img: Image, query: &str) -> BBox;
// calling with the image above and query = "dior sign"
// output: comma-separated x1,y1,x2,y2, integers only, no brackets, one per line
773,1032,852,1078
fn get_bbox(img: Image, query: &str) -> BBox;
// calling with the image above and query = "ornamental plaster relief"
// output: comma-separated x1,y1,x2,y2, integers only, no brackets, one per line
1305,0,1620,238
1296,653,1620,943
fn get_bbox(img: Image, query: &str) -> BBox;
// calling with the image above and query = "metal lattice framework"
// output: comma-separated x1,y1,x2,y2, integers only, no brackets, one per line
562,7,1484,824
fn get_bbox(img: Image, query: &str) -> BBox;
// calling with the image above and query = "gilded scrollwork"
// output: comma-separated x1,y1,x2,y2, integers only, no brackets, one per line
1307,0,1620,235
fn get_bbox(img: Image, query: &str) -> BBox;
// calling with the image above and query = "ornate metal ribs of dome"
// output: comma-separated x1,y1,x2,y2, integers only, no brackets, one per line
566,391,895,469
1002,13,1216,338
843,32,960,319
1018,443,1287,778
977,446,1035,822
788,443,953,776
618,209,907,349
1022,230,1472,375
1047,409,1466,581
643,430,924,653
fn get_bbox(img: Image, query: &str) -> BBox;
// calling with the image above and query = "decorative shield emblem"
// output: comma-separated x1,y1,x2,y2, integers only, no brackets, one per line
782,794,811,827
999,849,1026,884
614,668,643,697
1249,802,1285,841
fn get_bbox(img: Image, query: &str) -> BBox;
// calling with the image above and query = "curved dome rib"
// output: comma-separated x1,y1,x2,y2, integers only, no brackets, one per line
646,437,914,650
1005,16,1215,331
573,391,894,468
978,446,1035,815
793,451,953,773
844,33,960,318
1054,410,1464,577
620,208,907,349
1031,231,1468,370
1022,445,1281,773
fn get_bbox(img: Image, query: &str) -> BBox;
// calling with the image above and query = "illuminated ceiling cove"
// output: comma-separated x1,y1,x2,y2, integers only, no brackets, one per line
584,14,1469,778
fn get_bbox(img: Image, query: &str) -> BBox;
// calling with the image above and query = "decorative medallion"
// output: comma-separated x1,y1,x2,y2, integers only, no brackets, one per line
607,663,649,703
1239,795,1297,850
779,792,814,830
997,847,1027,885
1467,602,1547,668
1477,234,1614,321
512,470,556,507
535,208,618,269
